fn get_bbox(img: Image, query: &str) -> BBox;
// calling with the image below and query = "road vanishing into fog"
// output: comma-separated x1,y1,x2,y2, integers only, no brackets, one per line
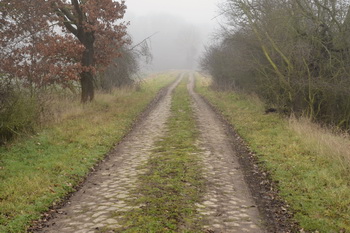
37,73,265,233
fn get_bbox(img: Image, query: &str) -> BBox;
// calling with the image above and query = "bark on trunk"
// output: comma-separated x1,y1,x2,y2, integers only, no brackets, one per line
80,32,95,103
80,71,94,102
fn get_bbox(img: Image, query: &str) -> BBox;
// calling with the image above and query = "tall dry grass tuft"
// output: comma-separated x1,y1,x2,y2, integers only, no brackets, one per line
40,94,82,124
289,116,350,170
39,85,140,126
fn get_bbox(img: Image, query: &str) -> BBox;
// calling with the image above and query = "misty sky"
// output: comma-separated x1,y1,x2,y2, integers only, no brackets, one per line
124,0,222,71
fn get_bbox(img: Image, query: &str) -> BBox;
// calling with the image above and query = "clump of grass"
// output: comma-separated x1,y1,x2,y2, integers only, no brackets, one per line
289,117,350,170
40,83,154,125
0,88,40,144
116,77,205,232
195,73,350,232
0,74,176,233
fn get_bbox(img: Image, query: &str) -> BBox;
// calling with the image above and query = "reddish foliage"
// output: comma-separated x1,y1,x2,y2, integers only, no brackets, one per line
0,0,129,90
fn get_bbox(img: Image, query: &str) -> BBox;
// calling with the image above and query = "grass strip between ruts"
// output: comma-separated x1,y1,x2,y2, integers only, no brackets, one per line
115,76,205,232
195,74,350,232
0,74,176,233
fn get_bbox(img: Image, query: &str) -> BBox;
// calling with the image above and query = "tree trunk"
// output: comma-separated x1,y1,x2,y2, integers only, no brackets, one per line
80,71,94,102
80,32,95,103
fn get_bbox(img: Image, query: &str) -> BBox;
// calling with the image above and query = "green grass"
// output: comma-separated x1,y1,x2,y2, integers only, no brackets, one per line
0,74,176,233
115,77,205,232
195,74,350,232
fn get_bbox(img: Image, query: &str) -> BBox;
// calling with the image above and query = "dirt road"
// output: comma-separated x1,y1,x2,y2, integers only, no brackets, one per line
36,73,265,232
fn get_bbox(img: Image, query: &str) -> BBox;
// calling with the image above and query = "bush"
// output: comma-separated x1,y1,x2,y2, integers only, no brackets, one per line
201,0,350,130
0,81,39,144
98,46,138,92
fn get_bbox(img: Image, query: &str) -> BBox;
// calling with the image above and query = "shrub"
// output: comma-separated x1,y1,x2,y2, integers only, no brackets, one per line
0,80,39,144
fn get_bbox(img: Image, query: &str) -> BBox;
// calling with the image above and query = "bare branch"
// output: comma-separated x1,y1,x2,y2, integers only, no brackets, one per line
129,32,159,51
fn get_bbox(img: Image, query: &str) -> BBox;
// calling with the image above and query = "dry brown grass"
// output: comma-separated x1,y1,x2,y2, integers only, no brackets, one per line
39,85,141,126
289,116,350,170
199,73,350,170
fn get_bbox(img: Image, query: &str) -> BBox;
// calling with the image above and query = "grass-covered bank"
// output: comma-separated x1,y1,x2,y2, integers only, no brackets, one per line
195,74,350,232
116,76,205,232
0,73,176,233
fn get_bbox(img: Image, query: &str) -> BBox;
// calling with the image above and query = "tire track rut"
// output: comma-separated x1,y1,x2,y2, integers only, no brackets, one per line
188,74,265,233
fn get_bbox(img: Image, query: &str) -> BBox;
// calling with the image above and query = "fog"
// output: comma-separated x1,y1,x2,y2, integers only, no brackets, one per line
125,0,221,71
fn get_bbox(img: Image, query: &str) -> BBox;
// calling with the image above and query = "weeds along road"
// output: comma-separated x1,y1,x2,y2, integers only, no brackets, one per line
36,73,265,233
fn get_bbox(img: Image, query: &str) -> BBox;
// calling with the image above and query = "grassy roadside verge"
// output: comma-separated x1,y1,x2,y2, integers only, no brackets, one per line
195,74,350,232
0,74,176,233
116,76,205,232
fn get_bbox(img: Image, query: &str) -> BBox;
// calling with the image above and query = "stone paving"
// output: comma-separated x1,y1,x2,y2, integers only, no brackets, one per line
40,77,182,233
38,73,266,233
188,74,265,233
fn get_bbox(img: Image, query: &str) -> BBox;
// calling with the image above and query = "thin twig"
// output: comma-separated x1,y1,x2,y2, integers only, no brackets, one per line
129,32,160,51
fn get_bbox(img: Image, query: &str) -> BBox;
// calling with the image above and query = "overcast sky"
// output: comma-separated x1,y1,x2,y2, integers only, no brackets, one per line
124,0,222,71
125,0,220,24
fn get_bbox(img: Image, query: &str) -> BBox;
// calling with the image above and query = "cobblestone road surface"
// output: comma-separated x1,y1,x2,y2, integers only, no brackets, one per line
188,74,265,233
40,77,182,233
38,73,265,233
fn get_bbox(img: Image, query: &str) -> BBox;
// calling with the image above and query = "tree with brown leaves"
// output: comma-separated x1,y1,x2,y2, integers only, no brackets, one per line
1,0,129,102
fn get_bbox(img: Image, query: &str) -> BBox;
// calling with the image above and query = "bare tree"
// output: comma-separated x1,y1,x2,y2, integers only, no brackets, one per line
202,0,350,129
